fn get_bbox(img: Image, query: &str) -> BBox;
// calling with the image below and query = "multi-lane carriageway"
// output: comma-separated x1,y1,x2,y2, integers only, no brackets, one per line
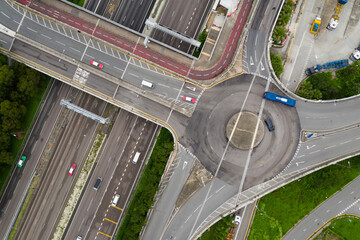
14,0,252,80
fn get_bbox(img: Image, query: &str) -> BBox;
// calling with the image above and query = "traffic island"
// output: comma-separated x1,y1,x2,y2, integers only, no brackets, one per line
226,111,264,150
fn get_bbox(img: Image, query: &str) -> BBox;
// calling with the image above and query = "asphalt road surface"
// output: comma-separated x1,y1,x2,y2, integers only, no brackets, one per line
112,0,155,32
283,176,360,240
152,0,213,53
14,90,107,240
0,81,65,239
65,111,158,239
12,0,252,80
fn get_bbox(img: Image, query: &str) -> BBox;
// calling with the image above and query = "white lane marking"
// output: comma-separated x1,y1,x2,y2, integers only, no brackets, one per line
340,140,351,145
309,150,320,154
325,145,336,149
41,33,51,39
55,40,65,46
113,66,124,72
128,73,139,78
70,47,80,53
27,27,37,33
1,12,10,18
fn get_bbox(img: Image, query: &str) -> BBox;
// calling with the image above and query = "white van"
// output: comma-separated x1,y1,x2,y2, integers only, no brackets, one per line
111,194,120,206
141,80,154,88
132,152,140,164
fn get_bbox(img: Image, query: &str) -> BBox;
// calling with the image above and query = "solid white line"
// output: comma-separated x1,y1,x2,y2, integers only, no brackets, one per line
1,12,10,18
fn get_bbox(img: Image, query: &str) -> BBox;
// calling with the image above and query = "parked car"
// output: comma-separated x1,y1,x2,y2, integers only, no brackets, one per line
68,164,77,176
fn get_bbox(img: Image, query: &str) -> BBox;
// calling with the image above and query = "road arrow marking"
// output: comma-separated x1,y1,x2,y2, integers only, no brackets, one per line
183,161,188,170
250,56,254,65
260,61,265,70
306,145,316,149
186,86,196,91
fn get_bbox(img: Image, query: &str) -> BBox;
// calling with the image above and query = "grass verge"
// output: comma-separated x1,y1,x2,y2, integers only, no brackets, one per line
116,128,173,240
8,175,39,240
248,156,360,239
66,0,85,7
315,216,360,240
197,215,233,240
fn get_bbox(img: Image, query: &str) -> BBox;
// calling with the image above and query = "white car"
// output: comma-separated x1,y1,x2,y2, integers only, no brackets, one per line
234,215,241,224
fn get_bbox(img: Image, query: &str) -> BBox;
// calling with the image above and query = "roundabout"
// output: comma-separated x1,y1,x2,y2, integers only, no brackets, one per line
181,74,301,188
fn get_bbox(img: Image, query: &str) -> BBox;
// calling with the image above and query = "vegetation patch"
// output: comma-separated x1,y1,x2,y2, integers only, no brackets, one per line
248,157,360,239
197,215,233,240
116,128,173,240
270,52,284,78
193,29,208,58
298,62,360,100
315,216,360,240
272,0,295,44
66,0,85,7
0,53,50,195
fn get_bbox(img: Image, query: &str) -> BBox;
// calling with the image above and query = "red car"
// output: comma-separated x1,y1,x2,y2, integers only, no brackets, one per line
68,164,77,176
183,96,196,103
90,60,104,69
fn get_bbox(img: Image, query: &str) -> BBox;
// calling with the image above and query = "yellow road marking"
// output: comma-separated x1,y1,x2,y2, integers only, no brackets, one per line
201,52,210,57
110,205,123,211
104,218,118,224
98,231,112,238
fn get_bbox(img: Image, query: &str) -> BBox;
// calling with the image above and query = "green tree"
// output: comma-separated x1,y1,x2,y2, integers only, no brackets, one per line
297,81,322,100
272,26,286,44
0,65,14,101
17,68,41,98
0,131,11,152
0,100,26,132
0,151,13,165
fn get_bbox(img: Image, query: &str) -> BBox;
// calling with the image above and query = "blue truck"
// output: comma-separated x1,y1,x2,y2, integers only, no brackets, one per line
305,59,349,76
263,92,296,107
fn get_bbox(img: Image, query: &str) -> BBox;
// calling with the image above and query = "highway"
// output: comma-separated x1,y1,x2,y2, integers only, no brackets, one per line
112,0,155,32
0,81,66,239
12,0,252,80
283,176,360,240
151,0,213,53
14,90,107,240
0,0,360,239
65,111,158,240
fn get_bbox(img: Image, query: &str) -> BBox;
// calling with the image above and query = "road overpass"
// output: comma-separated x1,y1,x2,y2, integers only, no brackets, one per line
0,0,360,239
